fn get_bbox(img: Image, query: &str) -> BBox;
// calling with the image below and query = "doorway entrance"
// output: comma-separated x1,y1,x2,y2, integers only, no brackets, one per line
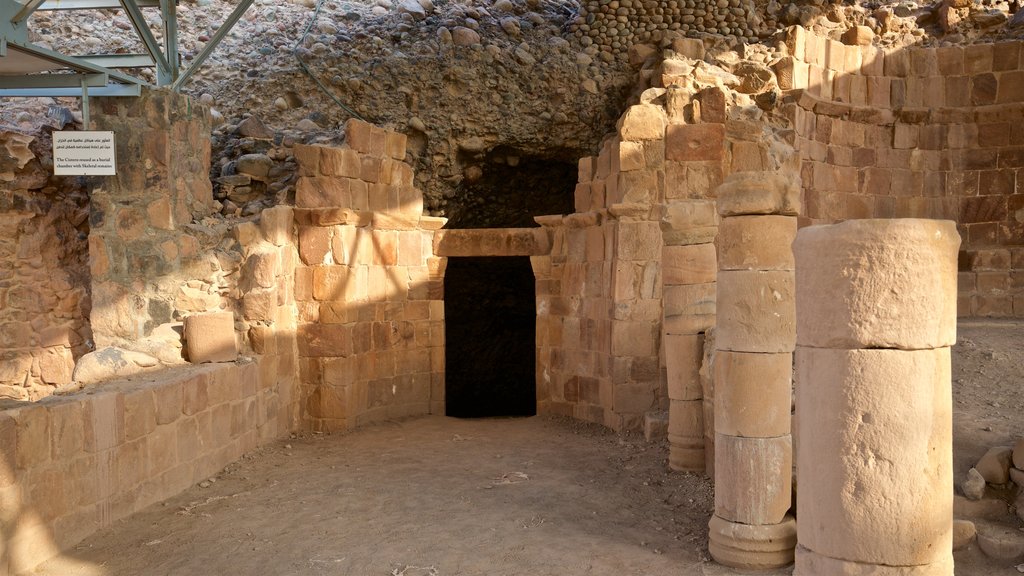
444,256,536,418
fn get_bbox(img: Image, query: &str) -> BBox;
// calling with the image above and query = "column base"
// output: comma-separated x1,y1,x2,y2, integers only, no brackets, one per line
794,545,953,575
668,433,705,472
708,514,797,570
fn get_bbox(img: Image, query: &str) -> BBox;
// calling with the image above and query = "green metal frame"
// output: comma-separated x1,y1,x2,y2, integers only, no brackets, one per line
0,0,253,99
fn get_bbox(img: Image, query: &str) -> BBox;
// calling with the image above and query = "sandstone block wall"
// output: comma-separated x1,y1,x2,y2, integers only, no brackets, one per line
0,361,286,576
292,120,446,432
0,133,91,401
779,28,1024,317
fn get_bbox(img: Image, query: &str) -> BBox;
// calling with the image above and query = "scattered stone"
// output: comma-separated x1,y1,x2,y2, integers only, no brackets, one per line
977,525,1024,561
962,467,986,500
841,25,875,45
452,26,481,46
1013,438,1024,469
236,116,274,139
952,519,976,551
976,445,1014,485
72,347,160,386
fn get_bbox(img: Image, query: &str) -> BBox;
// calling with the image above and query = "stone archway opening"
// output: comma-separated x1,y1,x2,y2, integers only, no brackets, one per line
444,255,537,418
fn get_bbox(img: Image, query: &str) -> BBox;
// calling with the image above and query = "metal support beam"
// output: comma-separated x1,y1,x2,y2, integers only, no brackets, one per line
117,0,170,83
0,83,140,96
10,0,46,23
0,71,106,88
160,0,177,80
171,0,253,91
80,53,154,68
80,76,89,126
2,39,147,86
39,0,160,9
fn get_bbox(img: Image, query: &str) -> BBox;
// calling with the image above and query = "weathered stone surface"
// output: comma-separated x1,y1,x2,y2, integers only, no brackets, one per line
975,445,1013,485
433,228,551,257
665,333,703,401
794,545,954,575
795,347,953,566
714,433,792,525
662,244,717,285
952,520,976,551
976,525,1024,560
794,219,960,350
961,467,986,500
183,312,238,364
709,514,797,570
1014,438,1024,469
716,270,795,353
72,347,160,386
716,171,800,216
718,215,797,271
714,351,791,438
617,104,668,141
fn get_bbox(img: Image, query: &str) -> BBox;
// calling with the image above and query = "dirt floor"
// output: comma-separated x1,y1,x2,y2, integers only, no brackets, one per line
32,320,1024,576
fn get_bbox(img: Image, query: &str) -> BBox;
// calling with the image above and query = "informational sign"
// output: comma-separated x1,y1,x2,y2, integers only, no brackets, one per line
52,131,117,176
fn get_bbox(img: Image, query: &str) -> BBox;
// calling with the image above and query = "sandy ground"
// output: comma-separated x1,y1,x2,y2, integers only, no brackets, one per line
32,320,1024,576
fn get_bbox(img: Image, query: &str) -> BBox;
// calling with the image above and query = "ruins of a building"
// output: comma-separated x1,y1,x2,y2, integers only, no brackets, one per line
0,12,1022,574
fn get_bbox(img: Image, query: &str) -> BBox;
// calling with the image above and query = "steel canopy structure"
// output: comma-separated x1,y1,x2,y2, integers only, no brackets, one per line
0,0,253,102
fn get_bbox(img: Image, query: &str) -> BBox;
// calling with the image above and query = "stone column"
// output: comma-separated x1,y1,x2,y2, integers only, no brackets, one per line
708,172,799,569
793,219,959,575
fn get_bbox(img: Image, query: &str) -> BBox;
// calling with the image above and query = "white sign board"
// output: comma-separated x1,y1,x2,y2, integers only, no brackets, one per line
52,131,117,176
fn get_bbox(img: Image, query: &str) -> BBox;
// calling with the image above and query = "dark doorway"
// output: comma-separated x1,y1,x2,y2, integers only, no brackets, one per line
444,256,536,418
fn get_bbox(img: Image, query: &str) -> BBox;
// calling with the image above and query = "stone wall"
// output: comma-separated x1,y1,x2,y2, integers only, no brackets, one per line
533,39,742,432
89,90,219,349
0,132,91,401
0,361,286,576
779,28,1024,316
292,120,446,432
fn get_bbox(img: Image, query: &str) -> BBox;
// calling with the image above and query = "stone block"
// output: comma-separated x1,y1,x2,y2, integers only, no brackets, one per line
611,321,657,357
153,380,183,425
716,171,801,216
618,104,668,141
663,283,716,335
295,176,352,209
794,545,953,576
718,215,797,271
386,130,407,160
83,390,124,452
182,373,209,416
663,244,717,285
661,200,718,232
184,312,238,364
13,404,50,470
714,434,792,525
0,413,14,487
123,388,156,441
709,514,797,571
794,219,959,350
345,118,386,156
668,399,704,438
795,347,952,566
259,205,293,247
666,123,725,162
665,333,704,401
668,434,706,472
716,270,796,353
616,221,662,261
48,400,84,461
714,351,792,438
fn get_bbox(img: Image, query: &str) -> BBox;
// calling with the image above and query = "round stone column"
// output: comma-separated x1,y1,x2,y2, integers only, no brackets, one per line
793,219,959,575
708,172,799,569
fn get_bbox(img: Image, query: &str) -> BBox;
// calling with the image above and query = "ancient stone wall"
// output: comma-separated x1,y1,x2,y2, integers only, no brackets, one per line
0,361,286,576
292,120,446,432
779,28,1024,316
0,132,91,401
89,90,220,349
